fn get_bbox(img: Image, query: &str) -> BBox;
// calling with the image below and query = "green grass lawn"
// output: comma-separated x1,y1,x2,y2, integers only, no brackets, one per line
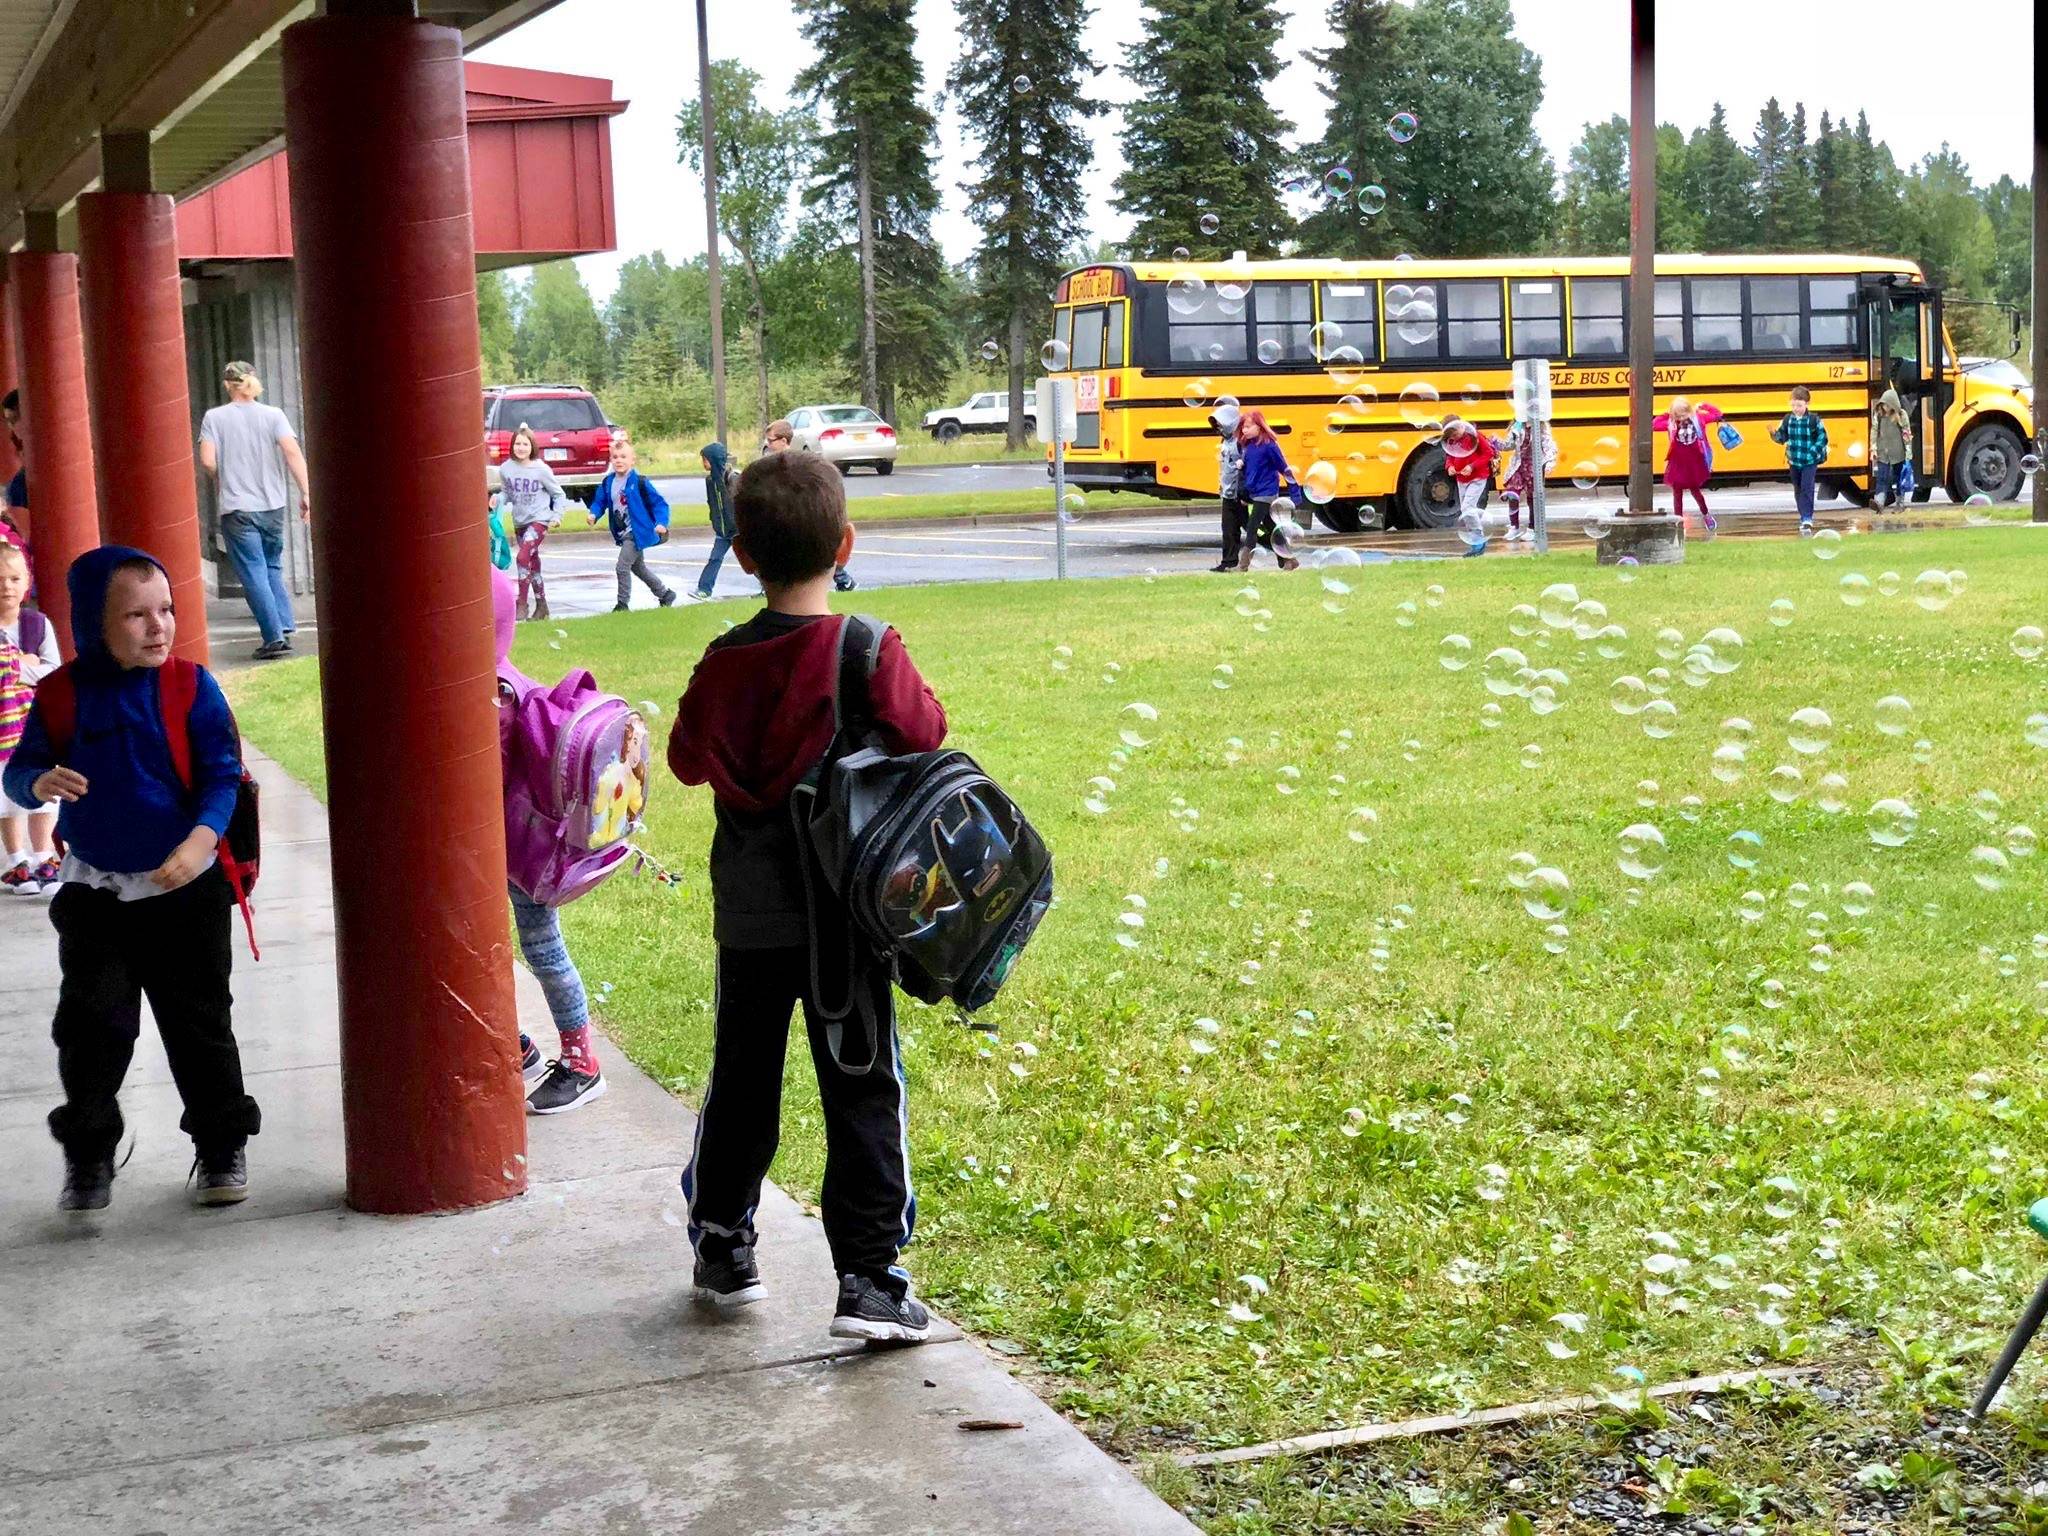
536,485,1193,536
229,528,2048,1531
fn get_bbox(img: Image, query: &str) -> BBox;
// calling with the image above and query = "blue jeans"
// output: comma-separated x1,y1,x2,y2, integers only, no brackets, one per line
696,532,732,597
1874,460,1904,508
1790,465,1817,521
509,884,589,1040
220,508,295,646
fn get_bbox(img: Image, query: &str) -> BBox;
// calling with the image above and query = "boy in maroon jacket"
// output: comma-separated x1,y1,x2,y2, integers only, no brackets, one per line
668,449,947,1343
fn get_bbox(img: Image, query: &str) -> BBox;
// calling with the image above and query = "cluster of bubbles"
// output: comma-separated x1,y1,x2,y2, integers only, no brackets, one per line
1310,113,1416,225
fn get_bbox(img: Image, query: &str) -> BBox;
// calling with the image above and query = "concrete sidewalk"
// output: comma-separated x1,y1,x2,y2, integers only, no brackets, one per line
0,754,1194,1534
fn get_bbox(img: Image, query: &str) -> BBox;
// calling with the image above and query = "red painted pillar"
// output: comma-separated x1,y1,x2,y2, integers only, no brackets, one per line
78,192,209,666
283,13,525,1213
0,276,20,488
6,252,101,660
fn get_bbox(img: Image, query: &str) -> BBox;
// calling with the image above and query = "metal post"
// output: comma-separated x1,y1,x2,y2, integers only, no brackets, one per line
1531,435,1548,555
1053,438,1069,581
696,0,728,444
1626,0,1655,514
2035,86,2046,523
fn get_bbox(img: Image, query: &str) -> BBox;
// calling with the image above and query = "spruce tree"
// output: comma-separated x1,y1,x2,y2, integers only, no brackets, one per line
795,0,953,423
1688,104,1756,251
1115,0,1293,259
1849,112,1906,255
951,0,1103,447
1294,0,1554,257
1558,116,1628,255
1751,97,1814,250
1656,123,1701,252
1778,102,1819,249
1812,111,1850,249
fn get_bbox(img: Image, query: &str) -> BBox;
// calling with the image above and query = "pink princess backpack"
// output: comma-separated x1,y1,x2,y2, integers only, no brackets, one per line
493,570,652,905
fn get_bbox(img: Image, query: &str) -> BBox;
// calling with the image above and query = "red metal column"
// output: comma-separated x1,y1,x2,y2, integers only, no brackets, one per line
283,13,525,1214
0,276,20,488
78,192,209,665
6,252,100,659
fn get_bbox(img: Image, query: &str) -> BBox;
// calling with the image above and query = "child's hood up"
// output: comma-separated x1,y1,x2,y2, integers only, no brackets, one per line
701,441,730,476
68,544,168,679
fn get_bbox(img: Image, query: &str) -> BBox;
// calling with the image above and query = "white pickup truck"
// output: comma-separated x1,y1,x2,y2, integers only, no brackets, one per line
921,389,1040,442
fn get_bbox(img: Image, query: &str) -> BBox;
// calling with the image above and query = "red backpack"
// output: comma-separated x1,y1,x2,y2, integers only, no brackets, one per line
36,657,263,957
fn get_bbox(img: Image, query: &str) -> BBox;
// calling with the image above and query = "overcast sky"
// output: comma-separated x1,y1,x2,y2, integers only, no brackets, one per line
477,0,2035,301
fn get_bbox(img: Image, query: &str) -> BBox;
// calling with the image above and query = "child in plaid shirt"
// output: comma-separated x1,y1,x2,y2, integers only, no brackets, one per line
1769,385,1830,533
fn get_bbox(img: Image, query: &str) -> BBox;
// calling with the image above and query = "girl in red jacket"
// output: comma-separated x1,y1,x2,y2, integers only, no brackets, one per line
1651,397,1723,533
1445,420,1500,523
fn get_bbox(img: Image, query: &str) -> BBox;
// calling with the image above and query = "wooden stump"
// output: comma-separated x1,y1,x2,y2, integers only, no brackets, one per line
1593,513,1686,565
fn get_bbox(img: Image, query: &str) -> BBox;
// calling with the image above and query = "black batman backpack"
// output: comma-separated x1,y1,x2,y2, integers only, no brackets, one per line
794,615,1053,1072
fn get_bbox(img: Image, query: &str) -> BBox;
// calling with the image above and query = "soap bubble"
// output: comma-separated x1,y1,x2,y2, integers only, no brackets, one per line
1971,845,2011,891
1061,489,1087,520
1173,245,1191,261
1321,345,1367,389
1947,568,1969,596
1808,942,1834,974
1618,823,1667,880
1011,74,1032,94
1641,698,1679,738
1049,643,1072,672
1040,338,1070,370
1677,794,1703,822
1873,695,1913,736
1538,583,1579,630
1738,890,1768,923
1816,773,1850,814
1211,663,1234,691
1610,675,1648,714
1521,867,1571,921
1766,764,1804,804
1758,978,1788,1010
2012,626,2046,661
1571,460,1600,491
1393,600,1418,628
1725,829,1763,870
1398,379,1441,427
1838,572,1871,607
1166,276,1208,317
1387,110,1419,143
1635,779,1660,808
1256,337,1284,366
1700,627,1745,673
1300,460,1339,505
2006,824,2038,859
1438,633,1473,671
1212,396,1242,431
1912,569,1955,612
1973,788,2005,824
1570,597,1609,641
1482,647,1528,695
1520,742,1544,770
1322,164,1355,198
1719,716,1756,749
1358,183,1388,215
1595,624,1629,661
1646,667,1671,695
2029,713,2048,749
1840,881,1875,917
1198,211,1221,236
979,338,1001,362
1506,851,1540,890
1787,707,1832,756
2023,453,2043,475
1528,683,1560,716
1182,377,1212,410
1507,604,1539,638
1877,570,1902,598
1655,627,1685,661
1457,509,1486,549
1118,700,1159,749
1768,598,1796,628
1542,923,1570,954
1710,743,1747,784
1866,797,1919,847
1811,528,1842,560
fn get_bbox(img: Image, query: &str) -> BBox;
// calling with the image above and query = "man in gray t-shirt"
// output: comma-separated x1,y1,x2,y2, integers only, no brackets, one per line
199,361,313,660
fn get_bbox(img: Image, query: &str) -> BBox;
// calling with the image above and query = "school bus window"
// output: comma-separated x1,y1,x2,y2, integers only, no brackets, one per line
1750,278,1800,352
1689,278,1743,352
1386,280,1443,361
1445,281,1503,360
1256,282,1315,362
1510,280,1560,358
1570,278,1623,357
1168,286,1249,365
1053,305,1074,357
1655,279,1684,355
1105,302,1125,367
1319,283,1378,359
1808,277,1858,350
1071,305,1105,370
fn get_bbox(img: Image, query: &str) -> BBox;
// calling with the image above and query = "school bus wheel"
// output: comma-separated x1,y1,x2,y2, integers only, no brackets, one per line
1950,422,2026,503
1396,446,1461,531
1311,499,1365,534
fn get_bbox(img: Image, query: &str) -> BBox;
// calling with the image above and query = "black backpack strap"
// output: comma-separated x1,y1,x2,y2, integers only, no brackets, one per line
832,613,885,745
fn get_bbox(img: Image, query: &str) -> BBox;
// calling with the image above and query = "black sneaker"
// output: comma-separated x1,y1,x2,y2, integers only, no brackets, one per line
612,603,629,613
692,1245,766,1312
59,1155,114,1212
829,1273,931,1344
192,1147,249,1206
833,568,857,592
526,1061,606,1115
252,640,288,661
659,590,678,608
519,1034,544,1082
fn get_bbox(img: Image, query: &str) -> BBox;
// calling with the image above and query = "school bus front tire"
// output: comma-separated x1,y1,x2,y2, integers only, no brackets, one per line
1397,446,1462,530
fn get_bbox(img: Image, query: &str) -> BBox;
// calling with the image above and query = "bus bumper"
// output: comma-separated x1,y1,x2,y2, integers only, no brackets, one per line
1045,460,1203,499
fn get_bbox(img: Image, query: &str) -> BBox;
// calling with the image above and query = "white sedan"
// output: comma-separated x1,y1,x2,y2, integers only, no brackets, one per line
785,404,899,474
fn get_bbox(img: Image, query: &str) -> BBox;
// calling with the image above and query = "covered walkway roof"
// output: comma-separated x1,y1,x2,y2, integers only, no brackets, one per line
0,0,562,247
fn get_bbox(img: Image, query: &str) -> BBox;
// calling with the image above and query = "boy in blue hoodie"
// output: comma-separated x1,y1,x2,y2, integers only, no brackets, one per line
3,547,259,1211
597,435,678,612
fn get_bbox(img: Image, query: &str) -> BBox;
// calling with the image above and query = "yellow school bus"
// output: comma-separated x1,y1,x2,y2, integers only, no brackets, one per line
1045,254,2033,530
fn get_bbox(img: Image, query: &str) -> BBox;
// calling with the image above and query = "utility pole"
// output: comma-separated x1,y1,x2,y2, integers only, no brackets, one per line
2034,80,2045,523
1626,0,1655,514
695,0,728,444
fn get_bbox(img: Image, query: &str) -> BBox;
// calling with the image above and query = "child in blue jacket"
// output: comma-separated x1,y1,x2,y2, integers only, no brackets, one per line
3,546,259,1211
597,435,678,611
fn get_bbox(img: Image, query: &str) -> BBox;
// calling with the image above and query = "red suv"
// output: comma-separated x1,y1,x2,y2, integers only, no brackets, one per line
484,385,614,502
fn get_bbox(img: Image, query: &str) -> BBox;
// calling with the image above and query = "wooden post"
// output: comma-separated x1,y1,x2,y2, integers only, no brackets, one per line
695,0,728,446
1626,0,1656,514
2034,85,2045,523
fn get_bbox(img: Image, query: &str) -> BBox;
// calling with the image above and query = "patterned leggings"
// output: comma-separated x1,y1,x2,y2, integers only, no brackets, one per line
515,526,546,607
509,884,589,1040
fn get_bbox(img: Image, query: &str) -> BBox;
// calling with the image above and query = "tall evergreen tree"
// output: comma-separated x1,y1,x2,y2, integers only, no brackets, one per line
1900,146,2000,348
1115,0,1293,259
1848,111,1906,255
951,0,1103,447
681,62,816,439
1294,0,1553,257
1656,123,1701,251
1777,102,1819,248
1558,115,1628,254
1687,103,1756,251
1750,97,1813,250
1979,173,2033,320
795,0,953,423
1812,111,1849,248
